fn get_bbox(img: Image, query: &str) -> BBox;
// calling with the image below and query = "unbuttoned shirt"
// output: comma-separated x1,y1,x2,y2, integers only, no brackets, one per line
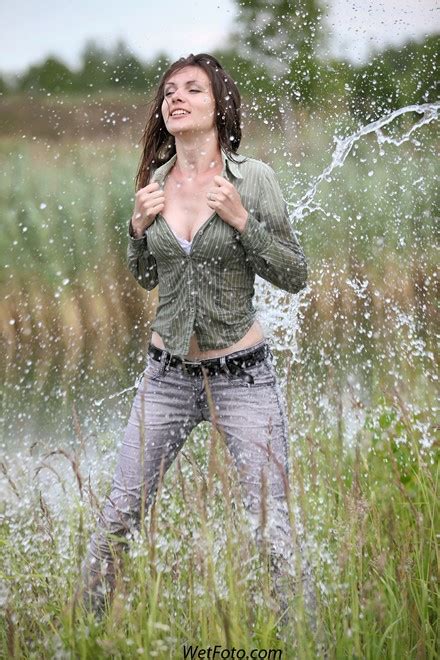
127,149,308,356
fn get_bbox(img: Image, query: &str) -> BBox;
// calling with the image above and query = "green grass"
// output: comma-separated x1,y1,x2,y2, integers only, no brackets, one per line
0,108,438,657
0,116,437,412
0,388,438,658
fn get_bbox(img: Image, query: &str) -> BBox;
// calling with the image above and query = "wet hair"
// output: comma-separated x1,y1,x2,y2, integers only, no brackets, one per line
134,53,242,191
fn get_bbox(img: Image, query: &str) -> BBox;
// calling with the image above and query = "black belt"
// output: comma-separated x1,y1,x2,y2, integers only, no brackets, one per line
147,341,271,385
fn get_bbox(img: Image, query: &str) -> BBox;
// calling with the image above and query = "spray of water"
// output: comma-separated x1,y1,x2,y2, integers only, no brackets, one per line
289,102,440,222
100,102,439,406
255,103,440,360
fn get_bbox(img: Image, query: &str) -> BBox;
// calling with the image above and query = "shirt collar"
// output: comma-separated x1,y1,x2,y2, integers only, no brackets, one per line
152,147,244,185
220,148,244,180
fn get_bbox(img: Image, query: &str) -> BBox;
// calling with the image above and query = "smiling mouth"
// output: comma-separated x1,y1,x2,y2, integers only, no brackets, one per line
170,110,190,117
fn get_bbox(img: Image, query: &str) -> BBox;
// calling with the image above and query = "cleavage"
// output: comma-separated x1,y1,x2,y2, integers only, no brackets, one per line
162,167,222,242
166,212,215,243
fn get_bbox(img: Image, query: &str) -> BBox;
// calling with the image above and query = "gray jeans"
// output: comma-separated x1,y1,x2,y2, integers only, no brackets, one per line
79,338,316,622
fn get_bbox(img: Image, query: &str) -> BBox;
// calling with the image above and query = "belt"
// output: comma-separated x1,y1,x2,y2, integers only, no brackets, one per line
147,341,271,385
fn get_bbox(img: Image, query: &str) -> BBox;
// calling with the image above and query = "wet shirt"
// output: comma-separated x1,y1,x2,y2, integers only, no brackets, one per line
171,228,192,255
127,149,308,356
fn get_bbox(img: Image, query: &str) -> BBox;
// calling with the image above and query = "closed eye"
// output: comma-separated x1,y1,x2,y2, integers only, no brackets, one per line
164,89,201,97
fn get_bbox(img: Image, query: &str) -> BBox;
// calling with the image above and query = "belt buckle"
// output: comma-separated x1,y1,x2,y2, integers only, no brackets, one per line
181,357,202,366
180,356,202,375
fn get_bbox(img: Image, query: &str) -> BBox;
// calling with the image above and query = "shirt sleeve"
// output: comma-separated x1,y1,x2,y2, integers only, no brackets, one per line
127,219,159,290
236,164,308,294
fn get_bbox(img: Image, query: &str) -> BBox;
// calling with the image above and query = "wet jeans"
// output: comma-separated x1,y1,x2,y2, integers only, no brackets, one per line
79,338,316,625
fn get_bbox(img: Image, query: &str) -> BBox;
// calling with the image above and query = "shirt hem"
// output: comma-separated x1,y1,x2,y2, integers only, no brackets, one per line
150,313,260,356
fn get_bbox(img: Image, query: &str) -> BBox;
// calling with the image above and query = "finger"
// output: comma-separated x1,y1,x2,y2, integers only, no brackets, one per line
148,202,165,215
136,197,165,213
137,181,160,195
210,192,225,203
138,190,165,202
213,175,230,188
146,189,165,200
206,198,218,209
142,199,164,214
146,181,161,192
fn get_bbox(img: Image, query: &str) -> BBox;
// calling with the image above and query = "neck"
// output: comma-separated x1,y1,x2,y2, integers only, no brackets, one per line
173,133,222,178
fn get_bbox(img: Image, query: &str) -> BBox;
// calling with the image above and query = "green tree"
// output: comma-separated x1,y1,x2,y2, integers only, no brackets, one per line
73,40,172,96
212,48,273,98
384,35,439,105
347,35,440,122
16,56,76,94
76,39,113,93
230,0,328,105
107,39,151,92
349,57,399,121
142,51,172,94
0,74,11,96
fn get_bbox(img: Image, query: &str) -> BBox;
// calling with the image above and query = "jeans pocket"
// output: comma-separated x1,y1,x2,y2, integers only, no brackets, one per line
228,356,276,388
144,355,165,381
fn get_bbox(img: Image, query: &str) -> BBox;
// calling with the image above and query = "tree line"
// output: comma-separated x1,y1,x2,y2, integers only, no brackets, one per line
0,0,438,123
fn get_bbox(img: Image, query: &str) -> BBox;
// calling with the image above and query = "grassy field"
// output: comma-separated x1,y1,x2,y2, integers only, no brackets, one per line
1,383,438,657
0,104,438,657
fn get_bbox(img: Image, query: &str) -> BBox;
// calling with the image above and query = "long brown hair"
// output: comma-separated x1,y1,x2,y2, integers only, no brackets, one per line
134,53,243,192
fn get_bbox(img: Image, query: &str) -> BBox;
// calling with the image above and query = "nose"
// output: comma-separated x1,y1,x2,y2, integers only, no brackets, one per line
169,88,184,103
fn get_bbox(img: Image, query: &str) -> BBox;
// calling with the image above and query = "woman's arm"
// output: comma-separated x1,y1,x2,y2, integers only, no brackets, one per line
236,164,308,294
127,219,159,290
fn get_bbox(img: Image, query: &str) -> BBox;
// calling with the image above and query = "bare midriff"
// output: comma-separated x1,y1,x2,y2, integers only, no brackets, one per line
151,319,266,360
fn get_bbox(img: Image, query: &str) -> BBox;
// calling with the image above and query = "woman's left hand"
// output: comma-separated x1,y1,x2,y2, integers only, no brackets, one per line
207,176,248,232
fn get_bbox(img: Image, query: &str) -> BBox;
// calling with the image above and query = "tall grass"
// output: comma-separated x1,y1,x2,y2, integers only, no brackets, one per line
0,380,437,657
1,108,438,657
0,114,437,427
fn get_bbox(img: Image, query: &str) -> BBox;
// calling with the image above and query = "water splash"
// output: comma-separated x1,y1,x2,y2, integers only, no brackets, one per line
94,371,144,407
290,102,439,222
255,101,440,355
91,102,439,407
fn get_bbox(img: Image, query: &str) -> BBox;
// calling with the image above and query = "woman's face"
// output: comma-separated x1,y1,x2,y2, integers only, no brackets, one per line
161,65,216,137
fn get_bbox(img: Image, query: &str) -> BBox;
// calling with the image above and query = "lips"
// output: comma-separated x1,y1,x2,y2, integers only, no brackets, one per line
170,109,190,117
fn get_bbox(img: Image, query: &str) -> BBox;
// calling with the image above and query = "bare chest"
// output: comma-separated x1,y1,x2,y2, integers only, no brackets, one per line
161,174,220,242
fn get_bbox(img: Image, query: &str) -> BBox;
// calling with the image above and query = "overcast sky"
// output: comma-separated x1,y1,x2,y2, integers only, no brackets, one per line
1,0,439,77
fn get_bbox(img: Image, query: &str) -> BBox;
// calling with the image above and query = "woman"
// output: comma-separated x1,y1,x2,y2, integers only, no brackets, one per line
79,52,315,629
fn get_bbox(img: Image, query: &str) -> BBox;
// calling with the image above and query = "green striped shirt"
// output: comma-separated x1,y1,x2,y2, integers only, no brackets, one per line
127,149,308,356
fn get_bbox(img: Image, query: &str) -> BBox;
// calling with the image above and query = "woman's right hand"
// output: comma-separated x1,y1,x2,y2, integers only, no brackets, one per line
130,182,165,238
